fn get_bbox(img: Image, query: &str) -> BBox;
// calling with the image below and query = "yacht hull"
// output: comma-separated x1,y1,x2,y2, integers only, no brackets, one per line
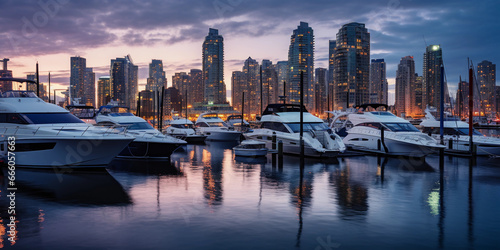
166,133,206,144
344,133,442,158
201,131,242,141
437,136,500,156
117,141,183,159
2,137,133,168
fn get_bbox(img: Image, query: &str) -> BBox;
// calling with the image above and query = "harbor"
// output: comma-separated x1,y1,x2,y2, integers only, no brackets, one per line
1,141,500,249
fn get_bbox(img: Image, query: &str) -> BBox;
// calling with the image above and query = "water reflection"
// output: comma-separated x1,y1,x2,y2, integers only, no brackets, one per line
109,158,184,176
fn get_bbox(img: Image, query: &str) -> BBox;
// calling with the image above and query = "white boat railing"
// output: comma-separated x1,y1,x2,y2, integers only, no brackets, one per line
0,125,128,138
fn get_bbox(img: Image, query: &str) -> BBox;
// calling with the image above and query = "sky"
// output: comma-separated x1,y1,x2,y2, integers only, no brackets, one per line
1,0,499,105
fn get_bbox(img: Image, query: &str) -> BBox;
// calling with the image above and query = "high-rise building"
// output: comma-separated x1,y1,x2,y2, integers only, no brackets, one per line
138,90,156,121
328,40,336,110
456,79,469,119
369,59,387,105
276,61,288,100
395,56,415,116
423,45,449,113
70,56,86,104
288,22,314,111
0,58,12,92
27,74,36,92
413,74,423,116
172,72,189,98
163,87,182,118
83,68,95,106
496,86,500,118
333,22,370,110
203,28,226,104
477,60,496,118
97,76,111,107
189,69,204,105
262,61,278,109
110,55,138,110
231,71,246,114
146,59,166,92
242,57,260,116
314,68,328,116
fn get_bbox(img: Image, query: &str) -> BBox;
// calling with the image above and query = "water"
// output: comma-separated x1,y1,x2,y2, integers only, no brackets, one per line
1,141,500,249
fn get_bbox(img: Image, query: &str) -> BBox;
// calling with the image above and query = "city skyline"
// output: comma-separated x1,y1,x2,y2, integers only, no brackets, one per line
1,0,499,106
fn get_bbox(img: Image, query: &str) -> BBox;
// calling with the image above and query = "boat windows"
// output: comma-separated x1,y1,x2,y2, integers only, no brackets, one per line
120,122,154,130
357,122,386,130
207,122,226,127
286,123,330,133
172,124,194,129
0,113,30,124
197,122,209,127
109,113,134,117
370,111,396,116
261,122,290,133
456,128,483,136
382,123,420,132
422,127,483,136
21,113,84,124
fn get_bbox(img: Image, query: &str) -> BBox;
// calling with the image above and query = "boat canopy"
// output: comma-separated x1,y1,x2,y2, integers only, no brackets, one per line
262,104,307,115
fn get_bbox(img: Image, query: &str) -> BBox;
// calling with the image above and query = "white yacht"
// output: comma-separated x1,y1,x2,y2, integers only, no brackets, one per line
233,140,268,157
332,104,445,157
95,105,186,158
0,90,134,168
226,115,251,132
164,117,206,144
195,113,242,141
244,104,346,157
420,107,500,156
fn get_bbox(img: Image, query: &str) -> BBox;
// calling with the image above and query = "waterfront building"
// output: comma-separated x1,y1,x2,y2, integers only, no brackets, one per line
203,28,226,104
242,57,260,117
314,68,328,117
288,22,314,111
110,55,138,110
189,69,204,105
84,68,95,106
97,76,111,107
333,22,370,110
369,59,387,105
423,45,450,114
262,60,278,110
0,58,12,92
328,40,336,110
146,59,166,92
276,61,288,100
477,60,496,118
70,56,86,104
395,56,415,117
231,71,245,116
138,90,156,121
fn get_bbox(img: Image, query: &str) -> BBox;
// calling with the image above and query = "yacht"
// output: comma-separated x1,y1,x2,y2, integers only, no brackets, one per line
331,104,445,158
95,105,186,159
420,107,500,156
195,112,242,141
244,104,346,157
0,90,134,168
164,117,206,144
233,140,268,157
226,115,251,132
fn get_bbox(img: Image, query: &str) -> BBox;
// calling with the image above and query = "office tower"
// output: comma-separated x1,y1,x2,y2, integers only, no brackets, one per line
328,40,336,110
83,68,95,106
423,45,449,113
276,61,288,100
146,59,166,92
262,61,278,109
189,69,204,105
38,83,48,102
70,56,86,104
477,60,496,118
138,90,155,120
27,74,36,92
97,76,111,107
496,86,500,118
110,55,138,110
203,28,226,104
172,72,189,98
288,21,314,111
0,58,12,92
242,57,260,116
163,87,182,118
369,59,387,105
395,56,415,116
456,79,469,119
231,71,245,113
315,68,328,116
333,22,370,110
413,74,423,115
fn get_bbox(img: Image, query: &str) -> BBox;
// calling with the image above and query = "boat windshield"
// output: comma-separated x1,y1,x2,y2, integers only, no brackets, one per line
22,113,85,124
456,128,484,136
172,124,194,129
120,122,155,130
207,122,227,127
382,122,420,132
286,122,331,133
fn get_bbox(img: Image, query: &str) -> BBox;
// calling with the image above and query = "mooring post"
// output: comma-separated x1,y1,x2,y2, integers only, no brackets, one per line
278,140,283,168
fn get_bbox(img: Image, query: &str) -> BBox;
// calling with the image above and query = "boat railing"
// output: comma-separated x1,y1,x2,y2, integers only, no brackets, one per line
0,125,129,137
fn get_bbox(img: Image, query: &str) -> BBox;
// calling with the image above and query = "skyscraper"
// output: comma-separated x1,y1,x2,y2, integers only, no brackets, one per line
369,59,387,105
395,56,415,116
328,40,336,110
83,68,95,106
231,71,245,113
97,76,111,107
496,86,500,118
413,74,423,115
146,59,166,92
242,57,260,116
333,22,370,110
477,60,496,118
262,61,278,109
110,55,138,110
70,56,86,104
172,72,189,94
314,68,328,116
423,45,449,112
456,79,469,119
276,61,289,100
189,69,204,105
288,22,314,111
203,28,226,104
0,58,12,92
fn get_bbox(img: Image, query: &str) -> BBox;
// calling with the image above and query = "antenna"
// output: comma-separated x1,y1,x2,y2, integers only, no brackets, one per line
422,35,428,47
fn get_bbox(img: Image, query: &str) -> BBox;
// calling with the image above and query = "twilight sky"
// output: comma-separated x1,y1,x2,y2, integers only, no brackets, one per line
1,0,499,105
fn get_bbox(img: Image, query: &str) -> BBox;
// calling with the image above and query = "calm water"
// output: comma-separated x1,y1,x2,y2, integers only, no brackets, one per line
1,140,500,249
